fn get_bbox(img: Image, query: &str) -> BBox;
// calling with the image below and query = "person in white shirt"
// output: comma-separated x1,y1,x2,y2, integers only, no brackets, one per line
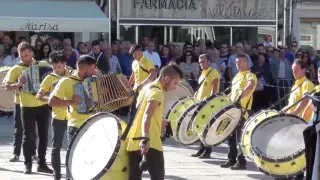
143,41,161,68
4,46,20,66
104,44,122,74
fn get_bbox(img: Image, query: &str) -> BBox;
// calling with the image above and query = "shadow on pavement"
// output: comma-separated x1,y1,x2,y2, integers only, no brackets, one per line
142,173,188,180
0,167,54,177
247,174,273,179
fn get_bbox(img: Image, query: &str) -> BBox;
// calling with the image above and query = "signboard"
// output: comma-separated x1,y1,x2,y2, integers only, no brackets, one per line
119,0,277,21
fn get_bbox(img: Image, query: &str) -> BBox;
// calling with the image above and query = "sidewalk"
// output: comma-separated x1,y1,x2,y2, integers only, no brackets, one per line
0,116,273,180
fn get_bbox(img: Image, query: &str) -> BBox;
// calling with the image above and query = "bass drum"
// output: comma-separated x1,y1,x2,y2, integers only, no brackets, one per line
66,113,129,180
163,80,194,119
241,109,278,159
166,97,200,145
0,66,14,112
250,114,307,178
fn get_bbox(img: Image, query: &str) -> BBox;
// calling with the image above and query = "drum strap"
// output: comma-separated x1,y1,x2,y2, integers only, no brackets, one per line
138,63,150,74
121,85,161,141
195,69,212,92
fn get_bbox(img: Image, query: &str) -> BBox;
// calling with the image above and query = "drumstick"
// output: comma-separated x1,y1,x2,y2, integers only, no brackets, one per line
139,154,148,171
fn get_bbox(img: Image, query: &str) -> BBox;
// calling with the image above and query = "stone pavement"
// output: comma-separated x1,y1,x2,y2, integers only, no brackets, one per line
0,116,274,180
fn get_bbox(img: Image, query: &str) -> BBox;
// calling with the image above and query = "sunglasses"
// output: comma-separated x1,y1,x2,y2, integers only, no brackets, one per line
186,46,192,49
186,54,192,56
236,46,242,48
221,46,227,49
291,45,297,47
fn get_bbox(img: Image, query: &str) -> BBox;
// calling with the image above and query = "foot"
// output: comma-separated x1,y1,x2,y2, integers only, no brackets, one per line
220,161,236,168
191,150,204,157
24,167,32,174
198,153,211,159
37,164,53,174
230,162,246,170
32,155,38,161
9,155,19,162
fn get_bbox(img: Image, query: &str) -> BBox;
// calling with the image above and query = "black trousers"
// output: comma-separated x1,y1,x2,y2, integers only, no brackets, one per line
51,118,67,177
21,105,50,167
227,118,246,165
198,142,212,154
13,104,22,156
128,148,165,180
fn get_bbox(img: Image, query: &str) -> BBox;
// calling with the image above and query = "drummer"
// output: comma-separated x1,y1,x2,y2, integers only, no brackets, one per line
191,54,220,159
126,64,183,180
220,53,257,170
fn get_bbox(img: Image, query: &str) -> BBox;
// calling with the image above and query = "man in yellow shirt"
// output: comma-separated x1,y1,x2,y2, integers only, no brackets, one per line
220,54,257,170
36,51,73,180
3,42,53,174
129,44,157,92
126,64,183,180
191,54,220,159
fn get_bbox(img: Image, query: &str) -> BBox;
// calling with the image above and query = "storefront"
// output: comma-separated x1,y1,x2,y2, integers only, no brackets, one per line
292,1,320,50
0,0,109,46
116,0,278,46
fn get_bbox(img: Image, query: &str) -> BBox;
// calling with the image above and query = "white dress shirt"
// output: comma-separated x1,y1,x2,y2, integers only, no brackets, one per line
4,56,20,66
143,50,161,68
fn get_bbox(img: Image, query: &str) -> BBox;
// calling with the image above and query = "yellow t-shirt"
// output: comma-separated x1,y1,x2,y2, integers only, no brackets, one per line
230,70,257,114
127,80,164,152
50,74,91,128
6,60,50,107
40,69,73,121
288,76,314,122
132,56,154,88
194,67,220,101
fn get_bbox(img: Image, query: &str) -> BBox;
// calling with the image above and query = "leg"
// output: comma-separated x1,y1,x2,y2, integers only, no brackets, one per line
199,145,212,159
11,104,22,161
191,142,205,157
51,119,67,179
128,151,143,180
146,148,165,180
220,134,237,168
21,107,37,173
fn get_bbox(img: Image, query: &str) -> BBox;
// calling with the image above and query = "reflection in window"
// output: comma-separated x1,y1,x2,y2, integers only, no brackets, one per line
120,25,135,43
172,27,192,44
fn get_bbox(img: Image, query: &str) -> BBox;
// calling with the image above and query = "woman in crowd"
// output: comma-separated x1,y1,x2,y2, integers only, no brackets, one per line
302,51,316,80
179,50,199,90
160,45,173,68
37,43,52,62
210,49,226,91
4,46,19,66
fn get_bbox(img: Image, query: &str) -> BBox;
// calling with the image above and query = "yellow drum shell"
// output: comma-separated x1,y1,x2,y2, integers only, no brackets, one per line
0,66,14,112
241,109,278,159
191,94,232,136
166,97,200,145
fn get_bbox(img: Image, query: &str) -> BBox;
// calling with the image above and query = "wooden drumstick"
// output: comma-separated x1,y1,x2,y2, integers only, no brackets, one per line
139,154,148,171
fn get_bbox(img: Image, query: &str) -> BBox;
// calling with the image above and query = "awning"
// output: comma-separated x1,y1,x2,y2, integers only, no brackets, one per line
0,0,109,32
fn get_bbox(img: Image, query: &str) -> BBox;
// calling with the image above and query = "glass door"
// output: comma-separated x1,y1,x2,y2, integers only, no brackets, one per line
139,26,165,46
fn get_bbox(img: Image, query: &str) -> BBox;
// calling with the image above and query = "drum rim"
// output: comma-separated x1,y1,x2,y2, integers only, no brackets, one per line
202,103,242,146
165,96,190,120
176,102,200,145
190,94,220,124
65,112,123,180
257,163,306,178
0,69,14,112
250,114,306,163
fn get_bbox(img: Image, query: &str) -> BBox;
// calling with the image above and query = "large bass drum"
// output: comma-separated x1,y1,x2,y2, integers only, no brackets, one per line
249,114,307,178
0,66,14,112
66,113,129,180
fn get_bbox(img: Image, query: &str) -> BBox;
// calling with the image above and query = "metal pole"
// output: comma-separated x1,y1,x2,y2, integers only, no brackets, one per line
230,27,233,46
108,0,112,43
164,26,167,45
283,0,287,47
116,0,120,40
289,0,293,40
190,27,194,44
169,26,173,43
135,26,139,44
275,0,279,48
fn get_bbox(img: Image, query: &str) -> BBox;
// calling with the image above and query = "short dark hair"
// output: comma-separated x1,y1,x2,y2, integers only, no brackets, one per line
159,64,183,79
111,41,118,46
291,41,298,45
294,59,308,70
236,53,248,61
91,40,100,47
129,44,142,54
18,42,32,52
49,51,66,64
77,55,96,67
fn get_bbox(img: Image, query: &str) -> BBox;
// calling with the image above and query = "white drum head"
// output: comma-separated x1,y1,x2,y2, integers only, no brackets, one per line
0,67,14,112
66,113,122,180
176,104,199,145
251,115,306,160
203,105,242,146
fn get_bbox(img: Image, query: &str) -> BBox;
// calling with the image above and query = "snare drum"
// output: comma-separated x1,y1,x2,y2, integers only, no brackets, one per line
166,97,200,145
201,103,242,146
163,80,194,118
0,66,14,112
66,113,129,180
250,114,307,178
191,94,232,137
241,109,278,159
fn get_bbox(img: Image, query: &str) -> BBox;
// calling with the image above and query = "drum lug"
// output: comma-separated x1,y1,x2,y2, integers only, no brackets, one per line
173,110,177,114
122,167,127,172
202,115,206,119
210,105,214,108
291,161,296,165
275,164,280,167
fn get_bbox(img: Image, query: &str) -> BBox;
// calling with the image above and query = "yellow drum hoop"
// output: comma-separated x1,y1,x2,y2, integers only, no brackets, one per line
201,103,242,146
191,94,232,135
66,113,129,180
166,97,200,145
250,114,306,178
0,67,14,112
240,109,278,159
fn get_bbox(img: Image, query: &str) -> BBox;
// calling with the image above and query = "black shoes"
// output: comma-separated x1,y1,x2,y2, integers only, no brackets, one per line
37,164,53,174
220,161,236,168
230,162,246,170
9,155,19,162
191,150,204,157
198,153,211,159
24,167,32,174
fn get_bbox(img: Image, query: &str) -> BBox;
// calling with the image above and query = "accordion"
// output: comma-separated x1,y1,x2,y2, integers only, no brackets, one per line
21,64,53,94
74,73,134,114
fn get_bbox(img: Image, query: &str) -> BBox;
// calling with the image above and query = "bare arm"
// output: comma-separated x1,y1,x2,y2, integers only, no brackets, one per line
137,69,157,90
210,78,219,96
4,82,21,91
239,80,255,100
48,96,74,107
141,100,160,137
292,98,309,115
129,72,135,86
36,89,49,102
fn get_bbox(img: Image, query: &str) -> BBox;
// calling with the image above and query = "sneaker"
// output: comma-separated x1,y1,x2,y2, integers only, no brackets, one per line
24,167,32,174
220,161,236,168
191,150,204,157
230,162,246,170
9,155,19,162
37,164,53,174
